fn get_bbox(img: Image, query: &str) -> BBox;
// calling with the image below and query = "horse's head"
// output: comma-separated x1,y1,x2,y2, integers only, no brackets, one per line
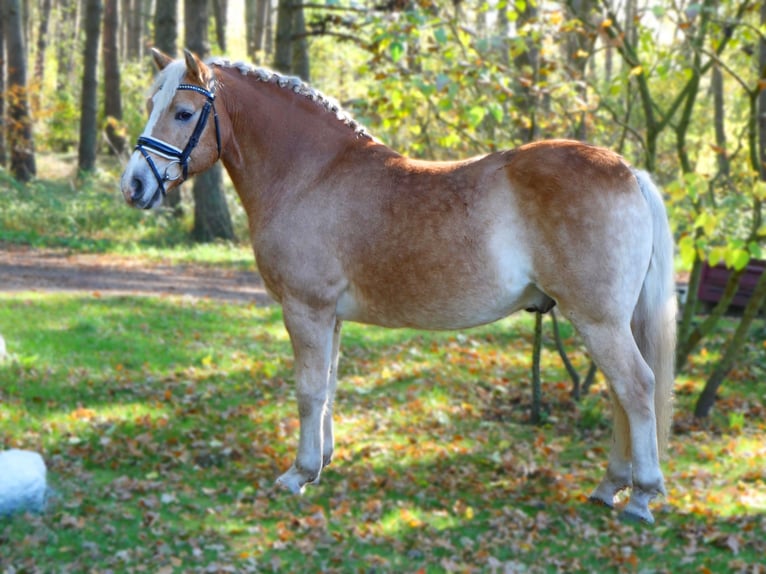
121,49,222,209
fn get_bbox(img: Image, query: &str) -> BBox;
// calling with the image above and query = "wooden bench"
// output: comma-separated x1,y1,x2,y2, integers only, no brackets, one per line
697,259,766,314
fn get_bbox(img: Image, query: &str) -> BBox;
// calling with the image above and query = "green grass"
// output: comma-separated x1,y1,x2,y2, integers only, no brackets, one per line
0,162,253,268
1,291,764,573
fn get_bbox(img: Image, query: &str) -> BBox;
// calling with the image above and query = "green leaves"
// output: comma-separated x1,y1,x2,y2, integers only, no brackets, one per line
389,41,404,63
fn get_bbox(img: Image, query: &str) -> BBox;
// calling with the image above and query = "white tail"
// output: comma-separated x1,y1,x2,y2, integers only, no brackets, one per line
631,170,677,456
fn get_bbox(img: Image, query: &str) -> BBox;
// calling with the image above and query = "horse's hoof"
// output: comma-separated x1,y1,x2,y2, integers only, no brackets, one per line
619,508,655,524
620,486,658,524
588,495,614,509
275,467,311,494
620,497,655,524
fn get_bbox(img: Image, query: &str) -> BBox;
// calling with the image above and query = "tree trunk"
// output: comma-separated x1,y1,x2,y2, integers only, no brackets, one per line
712,63,729,176
759,1,766,182
245,0,255,58
78,0,103,172
55,0,80,92
185,0,235,242
0,9,6,168
274,0,292,73
103,0,124,155
4,0,36,181
126,0,142,59
566,0,595,140
153,0,182,212
512,0,539,143
33,0,52,109
153,0,177,56
694,269,766,418
264,0,273,57
212,0,227,52
253,0,268,60
291,2,309,80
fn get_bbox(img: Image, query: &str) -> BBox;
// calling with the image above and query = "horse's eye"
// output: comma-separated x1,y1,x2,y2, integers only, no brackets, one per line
175,110,193,121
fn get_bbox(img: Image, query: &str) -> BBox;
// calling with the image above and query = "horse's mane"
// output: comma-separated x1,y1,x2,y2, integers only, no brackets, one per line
209,58,372,140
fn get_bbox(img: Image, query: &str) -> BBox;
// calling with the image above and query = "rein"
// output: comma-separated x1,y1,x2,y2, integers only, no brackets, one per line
134,82,221,204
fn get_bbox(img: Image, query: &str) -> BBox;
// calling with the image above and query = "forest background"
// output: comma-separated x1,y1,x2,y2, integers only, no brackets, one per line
1,0,766,571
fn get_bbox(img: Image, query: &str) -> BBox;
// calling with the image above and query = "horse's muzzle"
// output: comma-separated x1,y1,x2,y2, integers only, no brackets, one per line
120,169,163,210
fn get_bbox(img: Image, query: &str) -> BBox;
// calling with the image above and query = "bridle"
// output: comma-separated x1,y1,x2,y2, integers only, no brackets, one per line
133,82,221,205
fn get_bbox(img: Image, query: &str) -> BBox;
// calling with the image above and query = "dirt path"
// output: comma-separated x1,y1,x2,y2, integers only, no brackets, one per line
0,245,274,305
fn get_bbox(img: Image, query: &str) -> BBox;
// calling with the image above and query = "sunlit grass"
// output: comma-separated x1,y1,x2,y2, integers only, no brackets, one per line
1,288,764,572
0,159,251,258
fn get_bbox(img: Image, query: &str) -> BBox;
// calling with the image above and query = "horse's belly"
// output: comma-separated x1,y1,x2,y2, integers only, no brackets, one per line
335,276,541,330
336,214,540,329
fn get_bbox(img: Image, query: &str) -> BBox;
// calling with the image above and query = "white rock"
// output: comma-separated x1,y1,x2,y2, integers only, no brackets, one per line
0,449,48,516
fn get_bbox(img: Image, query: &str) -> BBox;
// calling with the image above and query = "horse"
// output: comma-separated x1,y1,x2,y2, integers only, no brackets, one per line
120,49,677,524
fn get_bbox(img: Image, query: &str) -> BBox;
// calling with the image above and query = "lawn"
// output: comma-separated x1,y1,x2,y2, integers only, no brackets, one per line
1,290,764,573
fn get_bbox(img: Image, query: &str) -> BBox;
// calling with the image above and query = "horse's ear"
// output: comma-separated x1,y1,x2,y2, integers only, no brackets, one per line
183,49,208,85
151,48,173,71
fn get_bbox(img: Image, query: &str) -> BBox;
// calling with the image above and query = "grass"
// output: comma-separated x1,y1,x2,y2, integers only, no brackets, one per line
1,292,764,573
0,160,253,268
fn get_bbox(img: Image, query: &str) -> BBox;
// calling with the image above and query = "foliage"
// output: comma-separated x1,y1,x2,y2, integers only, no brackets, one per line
0,291,764,572
338,0,598,159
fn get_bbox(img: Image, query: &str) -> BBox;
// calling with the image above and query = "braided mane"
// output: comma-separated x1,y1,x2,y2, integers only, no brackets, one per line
209,58,372,140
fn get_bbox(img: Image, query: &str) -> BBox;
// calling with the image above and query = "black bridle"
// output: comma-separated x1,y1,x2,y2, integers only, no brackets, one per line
134,82,221,205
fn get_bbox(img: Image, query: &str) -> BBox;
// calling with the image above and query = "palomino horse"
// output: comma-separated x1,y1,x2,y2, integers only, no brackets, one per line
121,49,677,523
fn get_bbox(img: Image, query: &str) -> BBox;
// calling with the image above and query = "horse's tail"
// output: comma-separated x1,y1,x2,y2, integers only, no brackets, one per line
632,170,677,457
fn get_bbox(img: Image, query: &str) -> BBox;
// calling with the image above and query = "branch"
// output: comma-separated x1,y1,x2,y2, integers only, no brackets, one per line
293,3,371,12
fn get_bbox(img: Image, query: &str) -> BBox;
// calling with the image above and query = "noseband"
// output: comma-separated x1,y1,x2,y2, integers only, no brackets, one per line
134,83,221,204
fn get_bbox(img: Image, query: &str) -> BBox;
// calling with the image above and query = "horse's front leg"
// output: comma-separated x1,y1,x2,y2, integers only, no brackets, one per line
276,302,338,494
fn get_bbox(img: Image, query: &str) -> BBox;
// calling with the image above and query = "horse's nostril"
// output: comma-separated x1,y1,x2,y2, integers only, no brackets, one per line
130,177,144,199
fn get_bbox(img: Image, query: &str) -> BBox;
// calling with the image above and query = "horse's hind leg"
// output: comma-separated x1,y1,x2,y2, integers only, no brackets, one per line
589,388,632,506
276,302,338,494
574,320,665,523
322,319,343,469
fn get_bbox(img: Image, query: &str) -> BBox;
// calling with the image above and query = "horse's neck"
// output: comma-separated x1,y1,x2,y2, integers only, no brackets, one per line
218,69,368,194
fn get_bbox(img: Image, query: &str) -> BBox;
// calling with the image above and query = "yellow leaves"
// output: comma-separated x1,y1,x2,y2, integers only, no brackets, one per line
69,406,97,420
548,10,563,26
694,211,719,238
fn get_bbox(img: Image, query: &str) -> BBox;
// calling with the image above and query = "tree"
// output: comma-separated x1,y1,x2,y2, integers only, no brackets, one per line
185,0,235,243
78,0,103,172
3,0,36,181
212,0,228,52
247,0,271,63
54,0,80,92
274,0,293,73
124,0,144,59
33,0,52,111
0,5,6,168
274,0,310,79
103,0,124,155
153,0,182,213
154,0,177,56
